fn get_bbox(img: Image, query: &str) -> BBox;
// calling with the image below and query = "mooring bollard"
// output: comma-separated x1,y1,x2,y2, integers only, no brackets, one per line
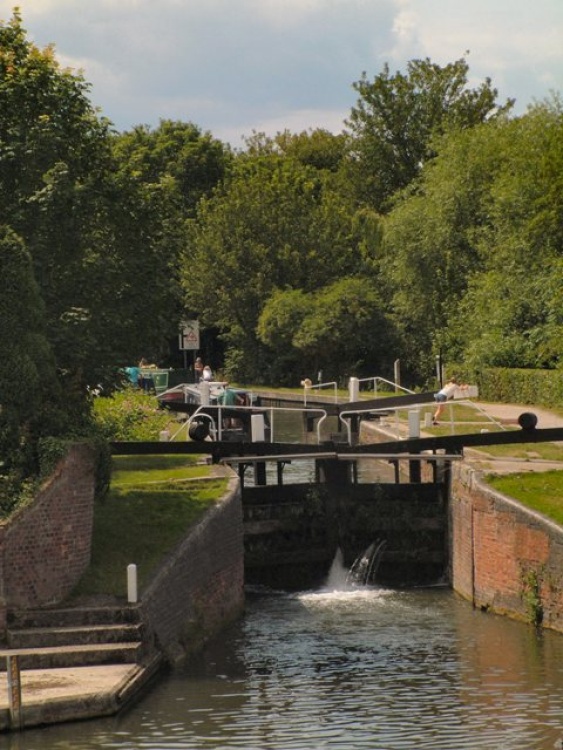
408,410,421,438
251,413,265,442
127,563,138,603
349,376,359,402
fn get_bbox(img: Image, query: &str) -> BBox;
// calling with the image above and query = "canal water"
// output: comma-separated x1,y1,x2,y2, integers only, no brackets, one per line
11,581,563,750
9,405,563,749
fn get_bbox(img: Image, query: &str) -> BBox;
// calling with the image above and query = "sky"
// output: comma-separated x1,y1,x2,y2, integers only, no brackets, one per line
1,0,562,147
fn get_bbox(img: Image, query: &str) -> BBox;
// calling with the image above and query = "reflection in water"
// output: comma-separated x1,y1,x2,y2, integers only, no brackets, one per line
13,586,563,750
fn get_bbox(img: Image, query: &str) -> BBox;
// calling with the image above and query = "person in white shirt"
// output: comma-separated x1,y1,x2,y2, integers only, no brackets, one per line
432,377,467,424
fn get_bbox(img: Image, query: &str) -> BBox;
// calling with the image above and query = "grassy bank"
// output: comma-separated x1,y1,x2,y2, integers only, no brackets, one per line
71,455,227,600
487,471,563,525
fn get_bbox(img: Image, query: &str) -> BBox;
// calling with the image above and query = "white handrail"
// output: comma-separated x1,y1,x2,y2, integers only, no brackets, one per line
338,399,508,444
303,381,338,405
184,404,330,445
355,376,415,397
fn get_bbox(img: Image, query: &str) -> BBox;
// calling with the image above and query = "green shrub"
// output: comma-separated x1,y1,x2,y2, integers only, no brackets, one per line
92,387,171,441
453,366,563,409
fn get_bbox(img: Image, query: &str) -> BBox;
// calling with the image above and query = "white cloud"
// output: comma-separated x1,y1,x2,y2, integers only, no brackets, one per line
1,0,562,142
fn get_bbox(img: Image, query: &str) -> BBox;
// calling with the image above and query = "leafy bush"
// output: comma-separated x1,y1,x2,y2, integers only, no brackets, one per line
454,366,563,409
92,387,172,441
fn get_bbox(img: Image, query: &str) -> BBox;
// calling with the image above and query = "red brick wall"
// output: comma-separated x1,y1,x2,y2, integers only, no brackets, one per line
450,463,563,633
140,474,244,663
0,443,96,627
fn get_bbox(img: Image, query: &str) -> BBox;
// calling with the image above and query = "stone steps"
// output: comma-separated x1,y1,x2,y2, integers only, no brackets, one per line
6,622,143,649
0,641,143,670
8,604,141,629
1,603,152,672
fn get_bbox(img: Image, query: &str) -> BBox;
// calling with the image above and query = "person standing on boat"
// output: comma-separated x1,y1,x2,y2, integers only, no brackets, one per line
202,365,213,382
219,385,245,428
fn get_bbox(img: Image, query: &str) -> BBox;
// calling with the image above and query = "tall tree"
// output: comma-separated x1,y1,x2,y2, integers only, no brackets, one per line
0,13,213,393
346,56,513,212
381,98,563,379
0,228,68,495
454,99,563,370
258,278,398,383
182,153,367,382
111,120,231,217
0,11,115,394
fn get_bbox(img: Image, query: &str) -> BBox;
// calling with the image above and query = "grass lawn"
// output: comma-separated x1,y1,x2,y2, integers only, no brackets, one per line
487,471,563,525
71,455,227,600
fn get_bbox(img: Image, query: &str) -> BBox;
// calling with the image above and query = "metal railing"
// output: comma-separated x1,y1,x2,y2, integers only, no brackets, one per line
302,381,338,405
355,376,414,397
175,404,330,445
338,399,508,443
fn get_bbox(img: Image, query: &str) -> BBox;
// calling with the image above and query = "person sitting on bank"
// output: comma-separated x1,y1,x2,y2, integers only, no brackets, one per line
432,377,467,425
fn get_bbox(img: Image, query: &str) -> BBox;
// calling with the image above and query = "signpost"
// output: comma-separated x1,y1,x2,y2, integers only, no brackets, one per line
179,320,200,370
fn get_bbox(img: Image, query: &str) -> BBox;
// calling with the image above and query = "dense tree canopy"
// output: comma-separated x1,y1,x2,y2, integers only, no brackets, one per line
381,97,563,378
346,56,513,212
258,278,398,381
0,13,228,394
182,149,374,382
0,227,69,486
2,3,562,440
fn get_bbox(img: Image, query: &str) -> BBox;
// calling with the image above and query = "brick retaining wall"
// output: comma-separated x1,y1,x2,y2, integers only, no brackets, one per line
140,473,244,663
450,463,563,633
0,443,96,634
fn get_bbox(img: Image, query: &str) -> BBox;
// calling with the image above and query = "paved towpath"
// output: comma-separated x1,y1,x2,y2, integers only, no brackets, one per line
464,401,563,475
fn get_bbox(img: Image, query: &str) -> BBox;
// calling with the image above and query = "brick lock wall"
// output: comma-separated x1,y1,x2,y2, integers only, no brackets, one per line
140,474,245,663
450,463,563,633
0,444,96,629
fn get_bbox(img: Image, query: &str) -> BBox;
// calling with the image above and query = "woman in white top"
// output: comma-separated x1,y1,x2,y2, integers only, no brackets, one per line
432,378,464,424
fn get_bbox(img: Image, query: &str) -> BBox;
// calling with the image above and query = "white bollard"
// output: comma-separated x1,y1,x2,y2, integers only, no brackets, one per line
199,380,210,405
251,413,265,442
349,376,359,402
159,429,170,441
127,563,138,603
408,410,420,438
424,412,433,428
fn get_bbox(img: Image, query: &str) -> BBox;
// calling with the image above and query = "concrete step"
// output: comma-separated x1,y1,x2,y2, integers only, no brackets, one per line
6,623,144,650
8,604,141,629
0,641,143,670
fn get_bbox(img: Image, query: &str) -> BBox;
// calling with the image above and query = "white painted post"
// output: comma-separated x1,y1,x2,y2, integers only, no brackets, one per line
251,414,265,442
127,563,138,603
394,359,401,391
159,429,170,441
349,376,359,402
199,380,210,405
408,410,420,438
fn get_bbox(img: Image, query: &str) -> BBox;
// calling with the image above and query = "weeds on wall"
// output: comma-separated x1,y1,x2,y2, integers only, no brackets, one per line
521,566,544,626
